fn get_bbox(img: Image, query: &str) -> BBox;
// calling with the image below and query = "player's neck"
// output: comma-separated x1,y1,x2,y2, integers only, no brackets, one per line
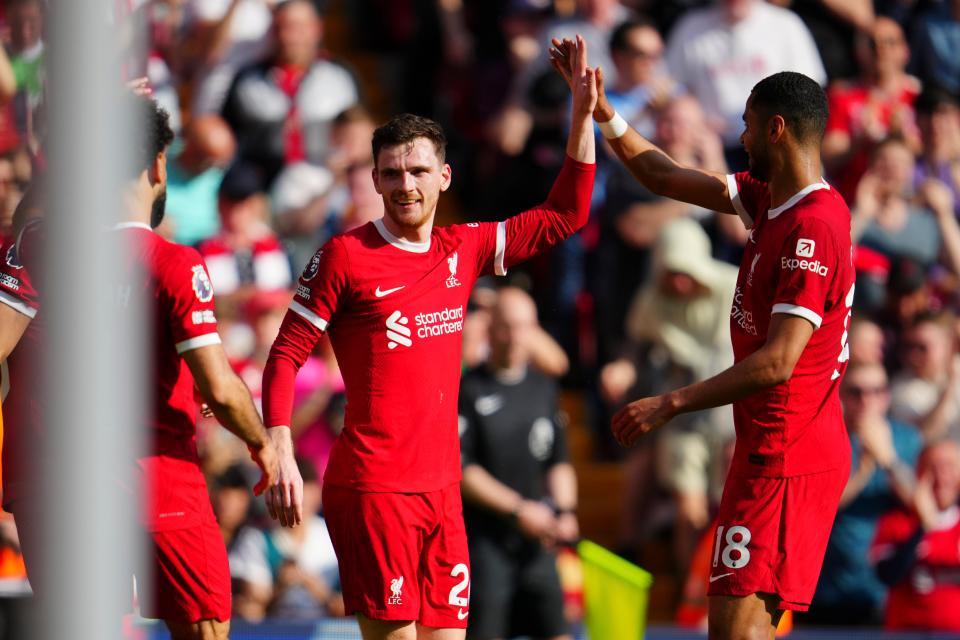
122,185,154,229
380,213,434,244
767,151,823,210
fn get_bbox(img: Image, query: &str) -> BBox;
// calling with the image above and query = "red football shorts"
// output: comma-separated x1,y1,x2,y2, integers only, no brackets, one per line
323,482,471,628
140,518,232,623
706,467,848,611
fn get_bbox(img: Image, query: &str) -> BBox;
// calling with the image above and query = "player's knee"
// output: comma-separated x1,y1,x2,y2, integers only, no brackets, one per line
165,618,230,640
356,614,417,640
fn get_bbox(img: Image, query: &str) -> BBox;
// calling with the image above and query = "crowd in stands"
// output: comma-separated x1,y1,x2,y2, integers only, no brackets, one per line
2,0,960,632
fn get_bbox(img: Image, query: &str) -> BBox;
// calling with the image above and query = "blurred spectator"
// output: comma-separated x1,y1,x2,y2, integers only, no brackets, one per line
871,439,960,632
164,115,237,246
773,0,875,83
1,0,44,153
665,0,825,168
222,0,359,185
852,138,941,271
823,17,921,202
289,336,344,482
889,313,960,441
267,457,342,619
0,153,24,236
459,287,578,640
913,87,960,219
809,362,921,626
594,95,729,361
461,281,569,378
185,0,275,114
268,106,377,267
210,464,270,621
225,458,343,621
848,316,887,368
492,0,628,156
909,0,960,96
197,162,293,303
605,17,675,141
602,218,736,570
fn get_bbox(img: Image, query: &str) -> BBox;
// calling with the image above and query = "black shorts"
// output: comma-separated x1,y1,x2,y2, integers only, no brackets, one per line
467,533,568,640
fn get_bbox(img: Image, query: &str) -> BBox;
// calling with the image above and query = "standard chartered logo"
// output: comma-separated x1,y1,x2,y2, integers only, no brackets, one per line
386,305,464,350
386,311,413,349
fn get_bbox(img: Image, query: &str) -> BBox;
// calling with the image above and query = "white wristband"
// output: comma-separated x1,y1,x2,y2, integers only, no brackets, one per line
598,112,628,139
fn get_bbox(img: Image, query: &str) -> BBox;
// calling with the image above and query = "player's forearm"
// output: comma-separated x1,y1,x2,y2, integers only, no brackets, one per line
540,154,596,236
206,376,271,450
263,312,320,428
594,99,679,198
545,463,577,512
666,346,795,417
566,110,596,164
461,464,524,517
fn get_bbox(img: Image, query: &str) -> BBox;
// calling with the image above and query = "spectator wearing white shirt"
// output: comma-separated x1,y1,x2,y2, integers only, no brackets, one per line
665,0,826,169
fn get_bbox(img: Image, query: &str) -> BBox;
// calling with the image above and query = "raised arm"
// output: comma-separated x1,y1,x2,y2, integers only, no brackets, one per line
550,38,736,216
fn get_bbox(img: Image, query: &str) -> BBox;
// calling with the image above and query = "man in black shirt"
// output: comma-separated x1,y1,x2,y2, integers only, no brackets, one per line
458,287,578,640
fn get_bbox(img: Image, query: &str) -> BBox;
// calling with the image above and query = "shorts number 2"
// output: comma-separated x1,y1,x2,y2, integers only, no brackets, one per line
448,563,469,607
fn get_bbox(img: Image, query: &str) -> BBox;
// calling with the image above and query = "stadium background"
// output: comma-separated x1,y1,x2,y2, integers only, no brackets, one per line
2,0,960,637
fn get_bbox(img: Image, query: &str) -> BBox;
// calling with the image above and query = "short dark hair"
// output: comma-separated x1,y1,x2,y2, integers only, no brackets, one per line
609,17,658,54
750,72,828,144
914,85,960,117
372,113,446,166
130,94,174,177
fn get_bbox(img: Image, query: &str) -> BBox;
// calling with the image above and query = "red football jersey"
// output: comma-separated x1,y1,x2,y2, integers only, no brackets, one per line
871,507,960,632
264,157,595,493
119,224,223,530
726,172,854,478
0,236,40,507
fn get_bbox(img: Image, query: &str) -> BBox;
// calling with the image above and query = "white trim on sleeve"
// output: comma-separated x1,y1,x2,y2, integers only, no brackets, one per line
771,303,822,329
494,221,507,276
290,300,329,332
175,332,222,354
0,289,37,319
726,174,753,230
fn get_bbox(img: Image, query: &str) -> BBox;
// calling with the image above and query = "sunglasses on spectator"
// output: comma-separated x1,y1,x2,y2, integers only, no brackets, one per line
843,385,888,398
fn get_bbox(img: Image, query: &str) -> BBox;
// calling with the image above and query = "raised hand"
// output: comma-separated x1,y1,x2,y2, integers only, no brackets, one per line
548,35,597,118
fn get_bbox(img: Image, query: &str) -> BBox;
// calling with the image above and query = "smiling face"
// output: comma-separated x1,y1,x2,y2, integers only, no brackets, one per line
372,138,451,233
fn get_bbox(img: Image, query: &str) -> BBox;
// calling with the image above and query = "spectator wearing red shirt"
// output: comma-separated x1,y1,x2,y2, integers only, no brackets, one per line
871,439,960,632
197,162,293,306
823,17,921,201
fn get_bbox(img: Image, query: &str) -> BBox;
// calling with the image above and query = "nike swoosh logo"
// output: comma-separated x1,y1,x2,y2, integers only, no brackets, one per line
709,572,734,583
457,608,468,620
375,285,405,298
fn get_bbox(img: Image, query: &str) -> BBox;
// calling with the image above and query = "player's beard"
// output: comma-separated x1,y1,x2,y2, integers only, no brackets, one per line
747,145,771,182
384,194,436,231
150,188,167,229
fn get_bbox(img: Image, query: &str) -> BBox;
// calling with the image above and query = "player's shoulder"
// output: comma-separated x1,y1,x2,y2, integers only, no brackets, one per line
793,186,851,233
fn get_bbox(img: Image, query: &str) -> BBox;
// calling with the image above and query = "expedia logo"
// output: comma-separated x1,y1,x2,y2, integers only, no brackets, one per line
781,256,829,276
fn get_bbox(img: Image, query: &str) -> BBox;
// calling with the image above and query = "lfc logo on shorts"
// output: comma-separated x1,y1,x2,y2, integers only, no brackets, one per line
388,576,404,605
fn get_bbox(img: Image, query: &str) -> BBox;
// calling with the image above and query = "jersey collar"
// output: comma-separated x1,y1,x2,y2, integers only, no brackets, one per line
373,218,431,253
111,222,153,232
768,180,830,220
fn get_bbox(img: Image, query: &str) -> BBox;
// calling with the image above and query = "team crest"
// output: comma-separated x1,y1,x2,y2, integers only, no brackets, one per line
446,251,461,288
191,265,214,303
5,244,22,269
303,250,322,281
388,576,404,605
